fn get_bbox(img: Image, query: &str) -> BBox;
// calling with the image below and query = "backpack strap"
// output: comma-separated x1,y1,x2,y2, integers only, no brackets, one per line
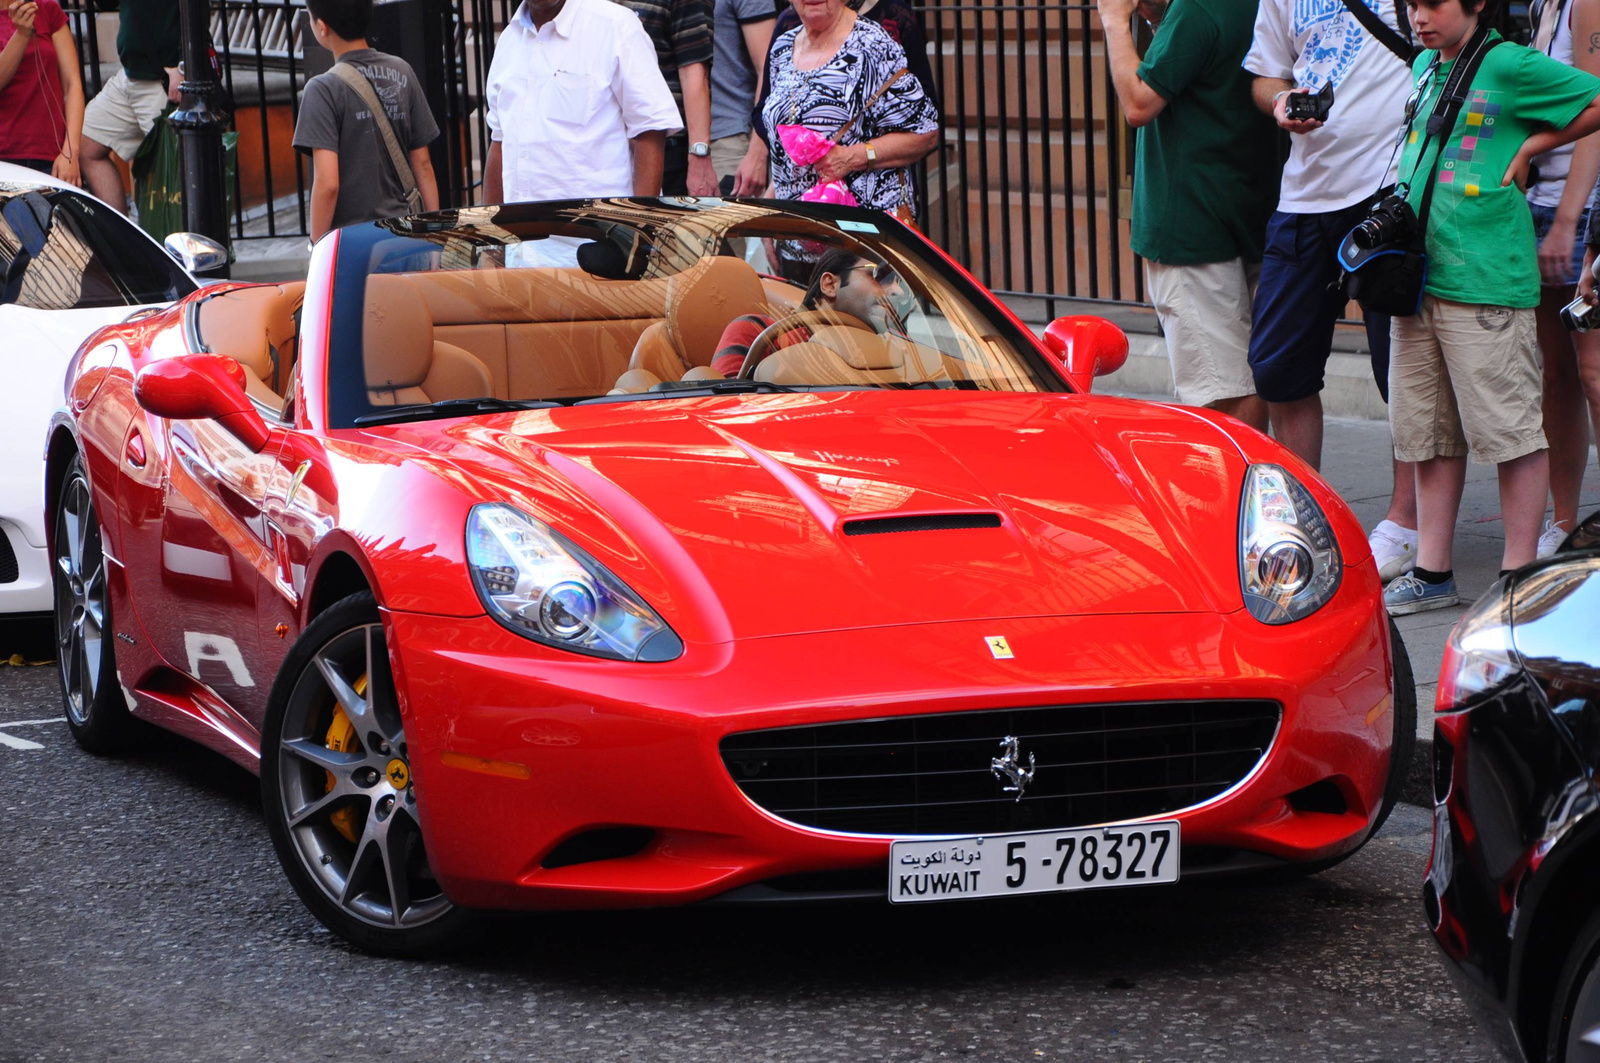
1338,0,1420,65
329,61,423,215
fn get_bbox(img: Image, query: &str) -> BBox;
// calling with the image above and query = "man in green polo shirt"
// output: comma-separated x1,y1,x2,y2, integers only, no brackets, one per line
1098,0,1280,432
1382,0,1600,615
80,0,181,214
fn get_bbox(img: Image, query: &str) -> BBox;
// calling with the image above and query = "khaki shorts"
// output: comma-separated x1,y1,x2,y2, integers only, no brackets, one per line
1389,296,1545,465
710,133,751,185
1144,258,1260,408
83,69,169,162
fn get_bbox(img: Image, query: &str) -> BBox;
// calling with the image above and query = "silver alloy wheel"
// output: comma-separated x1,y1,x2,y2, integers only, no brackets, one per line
275,622,452,930
53,472,106,726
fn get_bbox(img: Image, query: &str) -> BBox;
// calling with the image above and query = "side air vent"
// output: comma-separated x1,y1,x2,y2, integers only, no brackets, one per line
841,512,1002,536
0,527,17,584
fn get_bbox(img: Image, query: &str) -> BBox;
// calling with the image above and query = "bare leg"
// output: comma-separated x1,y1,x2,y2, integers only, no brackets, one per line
1577,327,1600,480
1538,287,1588,531
1415,454,1468,573
80,137,127,215
1384,457,1418,527
1266,394,1324,470
1211,393,1268,434
1498,448,1551,570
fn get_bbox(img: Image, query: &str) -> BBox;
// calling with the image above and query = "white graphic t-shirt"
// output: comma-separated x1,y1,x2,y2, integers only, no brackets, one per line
1244,0,1415,212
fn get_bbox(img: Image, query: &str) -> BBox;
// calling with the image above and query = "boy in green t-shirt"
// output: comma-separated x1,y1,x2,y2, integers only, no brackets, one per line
1383,0,1600,615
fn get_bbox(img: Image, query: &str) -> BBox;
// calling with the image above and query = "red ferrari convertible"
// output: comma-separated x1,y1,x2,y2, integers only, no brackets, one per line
47,199,1412,954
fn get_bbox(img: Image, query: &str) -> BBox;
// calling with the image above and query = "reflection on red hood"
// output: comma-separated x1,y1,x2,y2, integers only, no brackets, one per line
381,391,1251,641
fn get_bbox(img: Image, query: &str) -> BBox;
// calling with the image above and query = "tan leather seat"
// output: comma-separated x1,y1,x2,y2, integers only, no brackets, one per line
363,275,492,406
628,257,769,382
756,325,948,388
194,281,305,406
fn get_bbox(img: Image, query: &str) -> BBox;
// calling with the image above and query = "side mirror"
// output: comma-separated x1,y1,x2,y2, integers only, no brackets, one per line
163,232,228,276
1041,316,1130,394
134,353,271,451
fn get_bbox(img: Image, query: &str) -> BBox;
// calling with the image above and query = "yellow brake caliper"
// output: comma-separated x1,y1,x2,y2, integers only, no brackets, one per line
324,674,368,843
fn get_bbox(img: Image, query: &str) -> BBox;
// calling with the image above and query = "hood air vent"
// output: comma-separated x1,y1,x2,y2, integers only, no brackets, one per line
841,512,1003,536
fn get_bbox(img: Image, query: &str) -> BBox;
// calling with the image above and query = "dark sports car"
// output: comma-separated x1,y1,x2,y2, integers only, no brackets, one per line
1425,511,1600,1061
50,197,1411,955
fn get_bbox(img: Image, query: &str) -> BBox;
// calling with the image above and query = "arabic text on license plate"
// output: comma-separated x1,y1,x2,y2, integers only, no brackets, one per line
888,822,1179,903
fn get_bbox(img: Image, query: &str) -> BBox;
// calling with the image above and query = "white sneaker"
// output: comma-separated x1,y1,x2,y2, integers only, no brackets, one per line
1537,519,1572,559
1369,519,1419,584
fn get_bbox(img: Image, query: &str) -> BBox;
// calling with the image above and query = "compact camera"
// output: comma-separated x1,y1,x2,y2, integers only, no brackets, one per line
1561,296,1600,331
1561,258,1600,331
1351,193,1419,250
1285,82,1335,123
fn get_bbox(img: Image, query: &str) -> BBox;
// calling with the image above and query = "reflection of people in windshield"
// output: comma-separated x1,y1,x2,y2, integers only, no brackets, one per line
710,248,904,376
801,248,903,333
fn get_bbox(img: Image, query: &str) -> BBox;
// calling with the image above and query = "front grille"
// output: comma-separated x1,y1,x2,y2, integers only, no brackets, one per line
720,700,1281,836
0,527,16,584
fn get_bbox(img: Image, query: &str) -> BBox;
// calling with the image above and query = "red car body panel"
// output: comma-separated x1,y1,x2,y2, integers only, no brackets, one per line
46,215,1396,913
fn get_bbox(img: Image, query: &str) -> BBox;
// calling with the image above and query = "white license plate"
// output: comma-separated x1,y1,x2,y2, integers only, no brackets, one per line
888,821,1180,903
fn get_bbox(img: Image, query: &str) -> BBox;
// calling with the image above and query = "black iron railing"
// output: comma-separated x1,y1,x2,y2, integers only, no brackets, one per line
63,0,1143,311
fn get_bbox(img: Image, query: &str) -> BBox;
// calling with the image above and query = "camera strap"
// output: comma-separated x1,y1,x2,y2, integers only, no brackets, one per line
1338,0,1420,65
1407,26,1500,231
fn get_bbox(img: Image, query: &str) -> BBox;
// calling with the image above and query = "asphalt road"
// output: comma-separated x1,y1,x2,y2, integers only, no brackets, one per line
0,649,1502,1063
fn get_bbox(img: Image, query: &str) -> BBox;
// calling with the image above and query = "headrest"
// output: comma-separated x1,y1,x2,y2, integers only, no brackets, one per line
363,274,435,390
197,283,303,382
808,324,895,370
667,256,767,367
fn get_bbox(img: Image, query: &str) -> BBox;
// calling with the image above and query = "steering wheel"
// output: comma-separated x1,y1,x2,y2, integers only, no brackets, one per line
737,308,877,380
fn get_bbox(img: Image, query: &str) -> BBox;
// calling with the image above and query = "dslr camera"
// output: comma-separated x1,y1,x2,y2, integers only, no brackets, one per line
1351,193,1418,250
1285,82,1335,122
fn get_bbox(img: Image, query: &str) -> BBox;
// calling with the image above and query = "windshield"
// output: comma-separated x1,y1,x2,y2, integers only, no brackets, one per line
324,200,1063,428
0,185,195,310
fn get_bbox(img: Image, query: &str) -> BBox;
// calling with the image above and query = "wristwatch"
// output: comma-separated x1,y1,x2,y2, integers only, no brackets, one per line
690,142,710,157
864,141,878,167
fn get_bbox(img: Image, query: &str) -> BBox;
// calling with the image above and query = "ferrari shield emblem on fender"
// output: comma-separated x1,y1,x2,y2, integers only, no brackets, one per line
985,635,1013,659
991,736,1035,801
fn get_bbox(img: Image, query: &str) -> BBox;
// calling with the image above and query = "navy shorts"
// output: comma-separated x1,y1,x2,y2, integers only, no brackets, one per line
1248,204,1393,404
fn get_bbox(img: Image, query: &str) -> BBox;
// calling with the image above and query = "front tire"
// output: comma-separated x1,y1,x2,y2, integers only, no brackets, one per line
260,591,472,956
53,454,131,754
1548,905,1600,1061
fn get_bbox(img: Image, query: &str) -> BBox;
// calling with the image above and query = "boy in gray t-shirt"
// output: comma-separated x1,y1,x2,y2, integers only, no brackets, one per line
293,0,439,239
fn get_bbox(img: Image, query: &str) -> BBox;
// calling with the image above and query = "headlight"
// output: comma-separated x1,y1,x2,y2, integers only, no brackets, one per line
1238,464,1342,624
465,504,683,662
1435,579,1516,711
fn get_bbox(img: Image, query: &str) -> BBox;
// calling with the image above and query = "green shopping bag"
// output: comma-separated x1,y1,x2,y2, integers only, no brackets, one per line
131,105,237,249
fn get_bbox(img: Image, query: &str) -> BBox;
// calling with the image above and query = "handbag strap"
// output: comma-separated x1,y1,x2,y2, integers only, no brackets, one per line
330,61,421,209
832,67,909,142
1410,27,1500,230
1338,0,1419,65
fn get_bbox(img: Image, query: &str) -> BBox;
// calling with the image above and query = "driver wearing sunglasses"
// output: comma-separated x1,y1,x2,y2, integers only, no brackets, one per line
711,248,905,375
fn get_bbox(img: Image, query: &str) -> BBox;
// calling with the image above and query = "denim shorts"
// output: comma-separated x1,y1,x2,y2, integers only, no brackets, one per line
1529,203,1590,286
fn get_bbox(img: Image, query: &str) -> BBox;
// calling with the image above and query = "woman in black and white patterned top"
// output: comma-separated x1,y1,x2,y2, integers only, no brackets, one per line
739,0,938,222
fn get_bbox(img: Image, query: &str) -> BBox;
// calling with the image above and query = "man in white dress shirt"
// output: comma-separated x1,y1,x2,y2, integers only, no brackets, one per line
483,0,683,204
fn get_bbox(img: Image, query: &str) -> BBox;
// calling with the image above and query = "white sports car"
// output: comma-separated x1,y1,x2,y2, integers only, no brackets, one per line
0,161,201,614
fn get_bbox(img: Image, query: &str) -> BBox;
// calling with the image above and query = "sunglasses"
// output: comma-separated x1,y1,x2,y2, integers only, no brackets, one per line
849,262,901,287
1403,61,1440,126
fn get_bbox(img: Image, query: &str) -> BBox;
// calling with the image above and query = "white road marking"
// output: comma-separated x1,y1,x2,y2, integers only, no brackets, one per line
0,717,66,751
